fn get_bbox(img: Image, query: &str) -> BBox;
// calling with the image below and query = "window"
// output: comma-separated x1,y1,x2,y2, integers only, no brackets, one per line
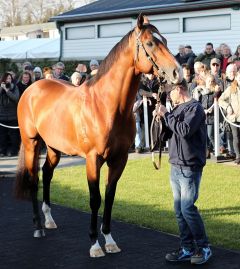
183,14,231,32
66,25,95,40
98,22,132,38
152,19,179,34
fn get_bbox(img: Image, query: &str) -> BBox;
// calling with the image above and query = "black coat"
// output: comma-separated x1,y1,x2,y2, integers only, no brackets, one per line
0,84,19,121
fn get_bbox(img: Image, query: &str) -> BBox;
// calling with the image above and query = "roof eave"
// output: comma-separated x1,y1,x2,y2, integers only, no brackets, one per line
51,0,240,23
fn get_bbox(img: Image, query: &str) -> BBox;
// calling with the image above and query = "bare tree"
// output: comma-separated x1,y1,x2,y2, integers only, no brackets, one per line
0,0,95,27
0,0,25,26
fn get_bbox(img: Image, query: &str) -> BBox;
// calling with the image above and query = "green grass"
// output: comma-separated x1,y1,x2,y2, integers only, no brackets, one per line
39,156,240,251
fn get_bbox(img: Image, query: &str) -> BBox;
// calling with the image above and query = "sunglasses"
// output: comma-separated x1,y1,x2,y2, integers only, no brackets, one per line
212,63,220,66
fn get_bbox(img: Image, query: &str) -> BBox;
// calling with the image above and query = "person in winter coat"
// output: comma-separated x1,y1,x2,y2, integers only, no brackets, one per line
195,42,220,69
184,45,196,75
218,71,240,164
16,71,32,96
0,72,20,157
157,79,212,265
201,74,221,157
175,45,186,65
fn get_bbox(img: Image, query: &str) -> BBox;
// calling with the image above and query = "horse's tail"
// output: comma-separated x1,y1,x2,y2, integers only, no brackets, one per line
15,143,35,200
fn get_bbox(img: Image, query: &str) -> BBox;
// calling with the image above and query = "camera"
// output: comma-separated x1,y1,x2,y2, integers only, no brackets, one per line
5,82,11,89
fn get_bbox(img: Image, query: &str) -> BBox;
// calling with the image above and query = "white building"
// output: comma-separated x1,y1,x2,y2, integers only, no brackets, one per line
51,0,240,61
0,22,59,41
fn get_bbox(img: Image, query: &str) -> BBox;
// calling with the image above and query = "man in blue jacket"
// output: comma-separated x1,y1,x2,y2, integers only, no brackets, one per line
157,79,212,265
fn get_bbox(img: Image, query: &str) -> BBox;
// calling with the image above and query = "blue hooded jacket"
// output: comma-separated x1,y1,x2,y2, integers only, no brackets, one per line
163,99,206,171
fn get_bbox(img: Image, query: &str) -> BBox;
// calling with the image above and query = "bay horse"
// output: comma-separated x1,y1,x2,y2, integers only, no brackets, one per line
15,14,182,258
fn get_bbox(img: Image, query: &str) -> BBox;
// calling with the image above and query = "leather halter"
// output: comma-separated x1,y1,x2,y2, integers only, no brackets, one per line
134,29,167,170
134,30,165,79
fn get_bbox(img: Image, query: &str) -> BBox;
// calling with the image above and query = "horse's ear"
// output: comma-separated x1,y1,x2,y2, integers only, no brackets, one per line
143,16,150,25
137,13,144,30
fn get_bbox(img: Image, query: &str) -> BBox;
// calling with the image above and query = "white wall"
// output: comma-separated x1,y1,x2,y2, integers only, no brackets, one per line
61,7,240,60
49,29,60,39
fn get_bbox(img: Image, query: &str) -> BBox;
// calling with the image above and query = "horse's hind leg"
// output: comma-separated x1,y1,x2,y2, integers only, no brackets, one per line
42,146,61,229
24,138,45,238
86,153,105,258
101,153,128,254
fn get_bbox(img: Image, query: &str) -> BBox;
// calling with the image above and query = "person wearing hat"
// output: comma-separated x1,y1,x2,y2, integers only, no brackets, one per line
52,62,69,81
89,59,99,78
22,61,33,72
156,79,212,265
210,58,224,89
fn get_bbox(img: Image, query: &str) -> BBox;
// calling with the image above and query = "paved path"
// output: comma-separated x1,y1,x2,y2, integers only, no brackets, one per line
1,178,240,269
0,151,153,174
0,153,239,269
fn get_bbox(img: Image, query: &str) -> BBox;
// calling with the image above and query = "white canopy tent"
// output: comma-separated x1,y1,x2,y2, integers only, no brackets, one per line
0,38,60,59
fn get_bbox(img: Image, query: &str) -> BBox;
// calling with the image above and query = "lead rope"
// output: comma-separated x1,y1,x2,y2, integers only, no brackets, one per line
134,29,166,169
0,122,19,129
150,82,164,170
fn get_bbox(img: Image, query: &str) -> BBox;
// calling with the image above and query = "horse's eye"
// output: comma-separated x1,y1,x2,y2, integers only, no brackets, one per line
146,41,153,47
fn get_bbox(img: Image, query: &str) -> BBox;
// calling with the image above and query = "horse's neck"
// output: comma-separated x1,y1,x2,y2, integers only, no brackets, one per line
95,55,140,117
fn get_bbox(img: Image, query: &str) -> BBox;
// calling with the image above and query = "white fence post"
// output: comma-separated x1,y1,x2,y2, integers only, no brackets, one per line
143,96,150,149
214,98,220,158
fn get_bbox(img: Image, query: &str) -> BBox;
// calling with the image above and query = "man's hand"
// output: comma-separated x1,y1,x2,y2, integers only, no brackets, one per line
158,104,167,117
152,93,158,99
226,105,233,115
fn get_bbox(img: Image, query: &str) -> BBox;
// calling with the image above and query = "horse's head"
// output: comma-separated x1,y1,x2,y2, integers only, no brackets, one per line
133,14,183,84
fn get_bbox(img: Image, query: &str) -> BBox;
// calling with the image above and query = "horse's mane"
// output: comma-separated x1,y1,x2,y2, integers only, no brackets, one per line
87,29,134,86
86,23,165,86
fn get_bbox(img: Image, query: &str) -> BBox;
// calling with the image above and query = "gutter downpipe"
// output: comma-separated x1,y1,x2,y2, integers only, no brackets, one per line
56,22,63,61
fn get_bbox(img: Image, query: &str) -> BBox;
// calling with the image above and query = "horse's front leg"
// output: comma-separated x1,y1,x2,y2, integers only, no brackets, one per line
42,147,61,229
101,153,128,254
86,153,104,258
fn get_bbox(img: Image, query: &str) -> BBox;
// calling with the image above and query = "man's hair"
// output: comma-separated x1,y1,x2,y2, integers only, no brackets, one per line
173,79,188,91
206,42,213,48
182,63,190,70
185,45,192,49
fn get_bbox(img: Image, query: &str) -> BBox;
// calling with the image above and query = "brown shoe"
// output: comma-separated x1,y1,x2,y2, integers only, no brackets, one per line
234,158,240,164
135,147,143,154
219,146,227,154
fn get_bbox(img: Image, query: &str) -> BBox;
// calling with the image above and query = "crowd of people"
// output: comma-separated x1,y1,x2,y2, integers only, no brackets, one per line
0,59,100,157
134,42,240,165
1,41,240,164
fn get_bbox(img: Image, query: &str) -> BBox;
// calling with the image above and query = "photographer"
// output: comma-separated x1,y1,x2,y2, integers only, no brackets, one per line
0,72,20,157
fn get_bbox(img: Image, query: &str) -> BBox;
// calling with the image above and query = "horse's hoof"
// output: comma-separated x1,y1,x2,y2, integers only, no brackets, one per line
105,243,121,254
90,247,105,258
45,221,57,229
33,229,45,238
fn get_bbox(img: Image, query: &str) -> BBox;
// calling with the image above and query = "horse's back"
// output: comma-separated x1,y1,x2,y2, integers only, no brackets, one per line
18,79,86,154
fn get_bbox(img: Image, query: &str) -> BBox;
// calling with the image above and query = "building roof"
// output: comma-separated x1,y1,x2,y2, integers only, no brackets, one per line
51,0,240,23
0,22,56,37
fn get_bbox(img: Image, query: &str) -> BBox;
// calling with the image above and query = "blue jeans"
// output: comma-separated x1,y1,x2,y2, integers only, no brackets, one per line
135,121,142,149
170,165,209,250
207,124,214,151
230,123,240,159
